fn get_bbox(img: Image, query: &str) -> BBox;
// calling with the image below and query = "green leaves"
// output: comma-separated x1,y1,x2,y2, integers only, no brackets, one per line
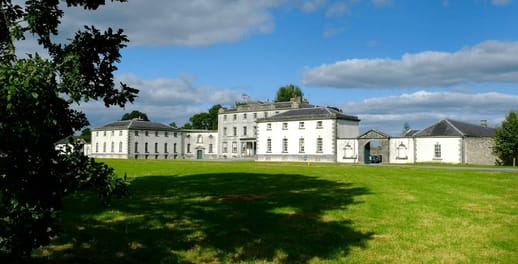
494,111,518,165
1,0,134,258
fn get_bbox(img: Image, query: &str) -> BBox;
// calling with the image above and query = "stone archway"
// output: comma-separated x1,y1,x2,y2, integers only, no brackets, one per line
358,130,390,164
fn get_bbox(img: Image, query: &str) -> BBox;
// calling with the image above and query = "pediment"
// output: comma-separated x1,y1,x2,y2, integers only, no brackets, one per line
358,129,390,139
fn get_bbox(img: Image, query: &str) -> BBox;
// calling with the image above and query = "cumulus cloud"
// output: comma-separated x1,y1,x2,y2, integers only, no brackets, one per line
74,74,243,128
326,2,349,17
492,0,512,6
342,90,518,135
303,41,518,88
58,0,280,47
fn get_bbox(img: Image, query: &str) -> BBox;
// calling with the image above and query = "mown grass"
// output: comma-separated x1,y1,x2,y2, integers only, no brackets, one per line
35,160,518,263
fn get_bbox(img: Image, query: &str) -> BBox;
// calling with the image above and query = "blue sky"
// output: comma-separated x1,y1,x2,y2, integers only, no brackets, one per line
29,0,518,135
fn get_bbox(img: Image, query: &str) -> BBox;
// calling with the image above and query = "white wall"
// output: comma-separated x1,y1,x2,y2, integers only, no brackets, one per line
415,137,462,163
389,137,416,164
91,129,129,159
336,139,359,163
257,119,336,162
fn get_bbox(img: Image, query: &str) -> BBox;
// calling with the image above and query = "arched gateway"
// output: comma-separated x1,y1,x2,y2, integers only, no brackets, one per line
358,130,390,164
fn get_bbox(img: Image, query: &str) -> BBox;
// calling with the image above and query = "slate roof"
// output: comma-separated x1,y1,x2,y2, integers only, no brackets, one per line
257,106,360,122
415,119,495,137
93,120,174,131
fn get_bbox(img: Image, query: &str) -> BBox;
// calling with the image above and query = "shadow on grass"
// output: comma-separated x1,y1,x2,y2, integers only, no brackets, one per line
39,173,373,263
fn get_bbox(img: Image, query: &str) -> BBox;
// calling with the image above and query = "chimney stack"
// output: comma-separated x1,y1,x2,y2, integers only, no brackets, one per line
480,120,487,128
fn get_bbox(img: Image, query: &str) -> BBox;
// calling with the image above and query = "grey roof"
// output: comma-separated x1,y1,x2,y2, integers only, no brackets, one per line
415,119,495,137
258,106,360,122
403,129,420,137
93,120,174,131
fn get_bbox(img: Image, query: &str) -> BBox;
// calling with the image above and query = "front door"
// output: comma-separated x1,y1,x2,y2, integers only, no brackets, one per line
196,149,203,160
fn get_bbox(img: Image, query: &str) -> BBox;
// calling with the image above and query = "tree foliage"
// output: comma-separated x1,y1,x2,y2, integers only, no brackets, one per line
121,110,149,121
184,104,222,130
275,84,303,102
494,111,518,165
0,0,136,258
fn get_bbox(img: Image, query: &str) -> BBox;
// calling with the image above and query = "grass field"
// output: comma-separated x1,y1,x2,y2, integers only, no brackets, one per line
35,160,518,263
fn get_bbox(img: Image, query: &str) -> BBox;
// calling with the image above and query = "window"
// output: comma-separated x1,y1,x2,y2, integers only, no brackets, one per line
174,132,177,137
233,114,237,120
282,123,288,130
134,142,138,153
119,142,123,152
164,143,168,153
187,144,191,153
267,123,272,130
317,138,323,153
223,127,227,136
232,142,237,153
119,130,123,136
253,113,257,119
267,138,272,153
96,131,99,136
209,144,213,153
434,143,441,159
223,142,228,153
224,115,227,121
135,131,139,136
243,126,247,136
145,131,149,136
173,143,177,153
197,135,203,143
317,121,323,128
155,131,159,137
299,122,305,129
111,130,114,136
264,112,268,118
254,126,257,135
95,143,98,152
233,127,237,136
165,131,168,137
145,142,148,153
282,138,288,153
243,113,247,119
154,142,158,153
111,142,114,152
103,142,106,152
103,131,106,136
299,138,305,153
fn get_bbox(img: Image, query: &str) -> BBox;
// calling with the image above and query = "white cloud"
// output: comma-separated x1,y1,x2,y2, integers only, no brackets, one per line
492,0,512,6
74,74,243,128
303,41,518,88
299,0,328,12
371,0,393,8
342,90,518,135
58,0,281,47
326,2,349,17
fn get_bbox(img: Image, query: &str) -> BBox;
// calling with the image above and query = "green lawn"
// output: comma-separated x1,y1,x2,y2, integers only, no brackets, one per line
36,160,518,263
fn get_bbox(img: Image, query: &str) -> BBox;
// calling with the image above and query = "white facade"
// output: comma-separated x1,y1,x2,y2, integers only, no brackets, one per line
256,107,360,162
88,107,496,165
90,120,217,160
217,97,312,159
415,137,462,164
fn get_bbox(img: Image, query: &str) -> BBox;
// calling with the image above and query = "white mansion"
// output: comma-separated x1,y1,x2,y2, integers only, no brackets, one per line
89,97,498,165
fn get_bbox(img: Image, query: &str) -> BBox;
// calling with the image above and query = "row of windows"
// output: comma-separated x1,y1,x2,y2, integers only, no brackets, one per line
134,130,177,137
266,121,323,130
223,112,273,121
95,130,179,137
222,126,257,137
266,137,323,153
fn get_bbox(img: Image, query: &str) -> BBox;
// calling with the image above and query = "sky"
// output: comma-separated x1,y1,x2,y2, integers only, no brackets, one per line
18,0,518,135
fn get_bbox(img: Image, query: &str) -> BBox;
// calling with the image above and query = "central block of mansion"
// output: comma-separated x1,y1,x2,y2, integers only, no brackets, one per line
89,98,498,165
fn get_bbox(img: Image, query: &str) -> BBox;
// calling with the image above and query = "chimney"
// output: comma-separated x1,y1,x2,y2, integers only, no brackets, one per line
480,120,487,128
